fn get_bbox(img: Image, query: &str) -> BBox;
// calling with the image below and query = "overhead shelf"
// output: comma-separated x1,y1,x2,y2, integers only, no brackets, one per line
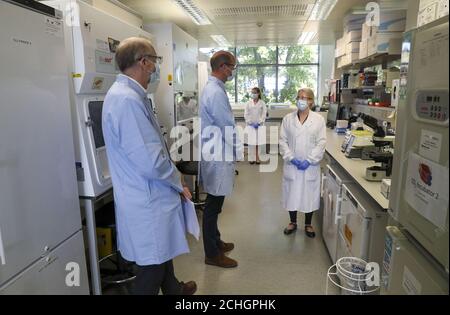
341,86,386,91
338,53,401,70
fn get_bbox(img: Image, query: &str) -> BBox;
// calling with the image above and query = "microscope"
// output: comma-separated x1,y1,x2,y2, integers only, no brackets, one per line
364,126,395,182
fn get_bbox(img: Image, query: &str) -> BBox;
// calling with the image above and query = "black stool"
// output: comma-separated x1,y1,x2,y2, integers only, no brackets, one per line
96,203,136,288
176,161,206,209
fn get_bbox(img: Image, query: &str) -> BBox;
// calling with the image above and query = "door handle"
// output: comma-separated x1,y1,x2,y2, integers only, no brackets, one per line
0,225,6,265
334,196,343,225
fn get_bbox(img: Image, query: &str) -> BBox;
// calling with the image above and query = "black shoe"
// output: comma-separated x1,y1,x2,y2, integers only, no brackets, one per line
180,281,197,295
305,226,316,238
283,223,297,235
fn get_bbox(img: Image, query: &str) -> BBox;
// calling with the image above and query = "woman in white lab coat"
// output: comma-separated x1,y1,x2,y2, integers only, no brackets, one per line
279,88,326,238
244,87,267,164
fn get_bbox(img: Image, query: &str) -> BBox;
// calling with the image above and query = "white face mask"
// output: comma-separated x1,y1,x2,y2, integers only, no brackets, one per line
227,69,236,82
297,99,309,111
251,93,259,100
148,62,160,92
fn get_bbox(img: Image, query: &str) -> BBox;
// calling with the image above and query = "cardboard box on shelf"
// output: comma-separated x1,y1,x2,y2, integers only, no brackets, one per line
335,37,346,57
346,42,360,55
372,10,407,33
362,23,371,40
343,13,366,32
359,40,369,60
368,32,403,56
345,30,362,43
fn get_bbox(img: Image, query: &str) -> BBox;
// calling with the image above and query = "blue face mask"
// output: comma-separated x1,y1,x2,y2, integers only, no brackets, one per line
297,99,309,111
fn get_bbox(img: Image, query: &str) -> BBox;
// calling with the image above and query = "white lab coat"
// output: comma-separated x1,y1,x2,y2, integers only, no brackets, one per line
244,99,267,146
103,74,189,266
279,111,327,212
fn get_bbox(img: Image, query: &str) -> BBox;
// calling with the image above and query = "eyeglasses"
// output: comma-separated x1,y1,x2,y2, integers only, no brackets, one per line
297,96,314,101
139,54,163,64
223,63,237,70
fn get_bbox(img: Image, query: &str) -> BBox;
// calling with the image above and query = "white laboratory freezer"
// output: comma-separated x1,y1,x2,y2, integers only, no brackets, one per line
0,231,89,295
382,226,448,295
0,0,88,294
322,164,354,263
336,183,388,266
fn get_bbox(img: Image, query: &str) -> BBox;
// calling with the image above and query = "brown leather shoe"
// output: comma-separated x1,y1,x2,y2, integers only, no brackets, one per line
218,241,234,253
180,281,197,295
205,253,238,268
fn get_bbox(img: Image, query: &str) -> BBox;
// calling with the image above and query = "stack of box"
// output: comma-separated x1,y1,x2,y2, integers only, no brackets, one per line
335,13,365,67
417,0,449,27
364,10,407,57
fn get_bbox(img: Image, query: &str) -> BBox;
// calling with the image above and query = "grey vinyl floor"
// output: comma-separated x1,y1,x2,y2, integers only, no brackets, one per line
103,155,339,295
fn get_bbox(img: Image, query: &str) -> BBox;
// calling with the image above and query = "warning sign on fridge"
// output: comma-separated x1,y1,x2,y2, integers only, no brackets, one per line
404,152,449,230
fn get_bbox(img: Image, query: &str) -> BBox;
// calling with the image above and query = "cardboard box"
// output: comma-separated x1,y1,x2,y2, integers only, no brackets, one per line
343,13,366,32
359,40,369,59
346,42,360,55
345,30,362,43
373,10,407,33
335,37,346,57
368,32,403,56
362,23,371,40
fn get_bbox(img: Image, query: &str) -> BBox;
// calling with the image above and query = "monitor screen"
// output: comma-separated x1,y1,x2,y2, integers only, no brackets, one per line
327,103,339,125
88,101,105,149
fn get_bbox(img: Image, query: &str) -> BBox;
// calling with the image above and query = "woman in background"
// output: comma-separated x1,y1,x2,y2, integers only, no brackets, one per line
244,87,267,164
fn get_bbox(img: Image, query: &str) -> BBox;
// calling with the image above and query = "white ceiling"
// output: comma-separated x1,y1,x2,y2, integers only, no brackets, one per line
119,0,407,47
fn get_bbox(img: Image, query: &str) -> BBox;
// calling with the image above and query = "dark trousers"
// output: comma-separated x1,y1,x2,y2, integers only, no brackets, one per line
203,194,225,258
133,260,181,295
289,211,313,226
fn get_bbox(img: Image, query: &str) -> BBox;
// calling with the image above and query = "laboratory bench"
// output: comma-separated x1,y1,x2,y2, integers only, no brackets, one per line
324,128,389,210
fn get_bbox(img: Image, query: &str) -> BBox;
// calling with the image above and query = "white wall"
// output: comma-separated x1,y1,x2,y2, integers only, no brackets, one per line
318,44,335,106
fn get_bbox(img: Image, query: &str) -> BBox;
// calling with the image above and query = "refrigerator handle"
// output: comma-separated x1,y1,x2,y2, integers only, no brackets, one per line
321,175,327,197
0,225,5,265
334,196,343,225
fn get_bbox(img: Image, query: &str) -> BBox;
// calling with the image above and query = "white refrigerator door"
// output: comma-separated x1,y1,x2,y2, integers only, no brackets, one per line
340,186,371,261
0,1,82,285
322,165,353,263
0,231,89,295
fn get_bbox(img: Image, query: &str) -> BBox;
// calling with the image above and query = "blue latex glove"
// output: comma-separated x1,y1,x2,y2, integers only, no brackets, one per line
291,159,303,169
252,123,260,129
298,160,311,171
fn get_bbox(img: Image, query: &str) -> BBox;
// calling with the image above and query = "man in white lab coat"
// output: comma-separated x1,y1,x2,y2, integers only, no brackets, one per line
279,88,327,238
199,51,242,268
102,37,196,295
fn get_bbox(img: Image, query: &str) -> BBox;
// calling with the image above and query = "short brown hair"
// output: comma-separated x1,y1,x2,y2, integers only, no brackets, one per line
115,37,154,72
210,51,235,71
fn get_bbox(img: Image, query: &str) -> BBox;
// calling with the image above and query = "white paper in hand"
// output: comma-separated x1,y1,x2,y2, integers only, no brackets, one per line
182,199,200,240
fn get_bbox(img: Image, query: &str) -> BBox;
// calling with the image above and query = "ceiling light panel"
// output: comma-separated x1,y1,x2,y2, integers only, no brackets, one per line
309,0,338,20
172,0,212,25
210,4,313,18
